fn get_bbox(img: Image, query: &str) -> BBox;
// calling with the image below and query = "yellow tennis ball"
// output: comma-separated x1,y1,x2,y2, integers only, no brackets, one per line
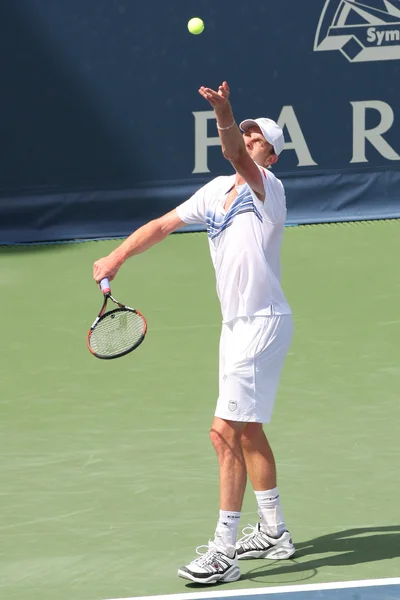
188,17,204,35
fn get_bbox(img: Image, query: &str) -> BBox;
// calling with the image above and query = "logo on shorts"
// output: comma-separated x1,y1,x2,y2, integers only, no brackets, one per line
314,0,400,62
228,401,238,412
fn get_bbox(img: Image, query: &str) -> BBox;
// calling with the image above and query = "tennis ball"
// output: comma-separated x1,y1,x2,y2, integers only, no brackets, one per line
188,17,204,35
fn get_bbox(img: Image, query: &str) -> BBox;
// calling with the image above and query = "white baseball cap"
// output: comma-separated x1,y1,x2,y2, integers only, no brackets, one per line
239,118,284,155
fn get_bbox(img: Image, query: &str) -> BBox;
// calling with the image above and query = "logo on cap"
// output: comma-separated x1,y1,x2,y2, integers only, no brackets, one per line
314,0,400,62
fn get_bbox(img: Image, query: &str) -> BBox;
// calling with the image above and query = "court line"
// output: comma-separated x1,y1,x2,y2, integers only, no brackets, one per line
105,577,400,600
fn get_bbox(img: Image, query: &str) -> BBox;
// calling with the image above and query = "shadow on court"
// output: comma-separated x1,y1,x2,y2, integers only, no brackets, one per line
244,526,400,583
185,526,400,589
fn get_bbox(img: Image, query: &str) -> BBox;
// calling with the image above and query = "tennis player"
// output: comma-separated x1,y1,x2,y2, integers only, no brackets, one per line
93,81,295,584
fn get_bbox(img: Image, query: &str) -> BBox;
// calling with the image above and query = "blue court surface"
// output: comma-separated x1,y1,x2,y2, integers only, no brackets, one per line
106,579,400,600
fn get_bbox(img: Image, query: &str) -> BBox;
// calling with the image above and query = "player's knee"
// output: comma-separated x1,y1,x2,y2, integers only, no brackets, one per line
209,427,225,455
240,422,264,449
209,424,241,457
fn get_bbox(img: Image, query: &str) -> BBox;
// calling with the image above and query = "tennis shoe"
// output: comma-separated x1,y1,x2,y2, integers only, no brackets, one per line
178,540,240,584
236,523,295,560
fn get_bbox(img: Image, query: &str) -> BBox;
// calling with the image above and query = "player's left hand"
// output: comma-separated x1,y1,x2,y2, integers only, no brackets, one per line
199,81,230,107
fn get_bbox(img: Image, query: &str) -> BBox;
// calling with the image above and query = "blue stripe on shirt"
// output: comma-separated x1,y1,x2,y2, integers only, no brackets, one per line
206,189,263,240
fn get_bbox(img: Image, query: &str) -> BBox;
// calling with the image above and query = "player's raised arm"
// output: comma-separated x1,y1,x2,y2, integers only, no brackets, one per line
199,81,266,199
199,82,281,203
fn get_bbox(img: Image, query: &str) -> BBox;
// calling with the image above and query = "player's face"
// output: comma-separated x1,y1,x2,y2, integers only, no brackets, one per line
243,126,276,167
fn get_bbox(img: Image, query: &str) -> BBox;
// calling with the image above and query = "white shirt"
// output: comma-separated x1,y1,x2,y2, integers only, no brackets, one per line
176,166,291,323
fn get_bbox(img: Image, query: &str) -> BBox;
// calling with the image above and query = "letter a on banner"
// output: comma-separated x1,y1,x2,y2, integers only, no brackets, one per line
277,106,317,166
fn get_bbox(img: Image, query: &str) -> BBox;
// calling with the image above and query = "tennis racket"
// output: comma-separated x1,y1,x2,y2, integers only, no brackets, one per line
87,278,147,359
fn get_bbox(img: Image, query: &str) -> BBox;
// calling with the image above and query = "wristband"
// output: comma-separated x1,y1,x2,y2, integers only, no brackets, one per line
217,120,236,131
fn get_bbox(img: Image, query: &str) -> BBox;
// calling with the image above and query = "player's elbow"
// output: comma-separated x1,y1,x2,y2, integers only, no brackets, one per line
157,210,184,237
222,146,241,162
223,145,247,165
152,219,170,241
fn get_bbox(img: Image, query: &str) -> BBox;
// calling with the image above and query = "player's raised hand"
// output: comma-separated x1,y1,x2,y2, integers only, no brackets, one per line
199,81,230,107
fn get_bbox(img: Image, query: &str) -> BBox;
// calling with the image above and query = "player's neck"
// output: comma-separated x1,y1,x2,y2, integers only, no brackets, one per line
234,173,246,186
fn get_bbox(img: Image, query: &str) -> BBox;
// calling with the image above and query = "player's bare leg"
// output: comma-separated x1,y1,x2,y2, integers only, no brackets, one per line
210,417,247,511
236,422,295,560
240,422,277,490
178,417,245,584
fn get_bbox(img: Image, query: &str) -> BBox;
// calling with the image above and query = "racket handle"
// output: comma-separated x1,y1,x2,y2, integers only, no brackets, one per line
100,278,111,295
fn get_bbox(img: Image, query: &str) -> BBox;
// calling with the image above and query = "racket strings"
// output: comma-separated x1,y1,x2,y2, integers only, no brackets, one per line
89,309,145,357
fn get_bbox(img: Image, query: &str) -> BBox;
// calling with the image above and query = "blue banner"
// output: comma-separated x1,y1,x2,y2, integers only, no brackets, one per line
1,0,400,242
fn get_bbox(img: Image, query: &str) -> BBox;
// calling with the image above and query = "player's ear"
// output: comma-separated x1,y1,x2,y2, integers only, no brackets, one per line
266,153,279,167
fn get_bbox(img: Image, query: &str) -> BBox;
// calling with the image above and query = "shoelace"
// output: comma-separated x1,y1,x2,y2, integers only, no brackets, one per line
192,542,224,568
236,523,258,544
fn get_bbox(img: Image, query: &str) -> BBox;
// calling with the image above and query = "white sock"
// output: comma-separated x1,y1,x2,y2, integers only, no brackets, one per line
255,487,286,538
214,510,241,554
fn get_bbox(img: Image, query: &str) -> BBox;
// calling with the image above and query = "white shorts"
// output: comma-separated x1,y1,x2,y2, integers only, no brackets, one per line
215,315,293,423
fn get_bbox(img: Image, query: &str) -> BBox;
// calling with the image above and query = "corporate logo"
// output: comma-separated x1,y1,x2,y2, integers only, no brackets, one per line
314,0,400,62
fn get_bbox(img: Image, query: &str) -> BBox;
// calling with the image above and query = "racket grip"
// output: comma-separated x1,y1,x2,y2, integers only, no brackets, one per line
100,278,111,294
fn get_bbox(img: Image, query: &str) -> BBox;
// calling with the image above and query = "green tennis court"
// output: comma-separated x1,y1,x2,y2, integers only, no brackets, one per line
1,220,400,600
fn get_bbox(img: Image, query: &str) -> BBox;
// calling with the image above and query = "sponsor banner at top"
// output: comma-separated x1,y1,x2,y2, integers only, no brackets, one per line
314,0,400,61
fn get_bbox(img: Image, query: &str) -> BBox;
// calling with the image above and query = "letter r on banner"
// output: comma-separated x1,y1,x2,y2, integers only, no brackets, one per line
351,100,400,163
